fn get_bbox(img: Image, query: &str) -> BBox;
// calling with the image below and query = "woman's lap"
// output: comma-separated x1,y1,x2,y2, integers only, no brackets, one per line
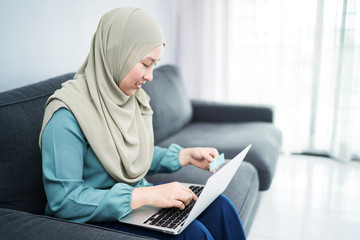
94,195,245,240
197,195,246,239
95,219,213,240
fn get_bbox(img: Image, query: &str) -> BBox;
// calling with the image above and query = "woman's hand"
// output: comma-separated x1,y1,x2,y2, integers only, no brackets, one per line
130,147,219,210
131,182,197,210
179,147,219,172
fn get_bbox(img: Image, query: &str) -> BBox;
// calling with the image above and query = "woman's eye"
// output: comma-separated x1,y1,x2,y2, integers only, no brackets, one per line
142,63,150,68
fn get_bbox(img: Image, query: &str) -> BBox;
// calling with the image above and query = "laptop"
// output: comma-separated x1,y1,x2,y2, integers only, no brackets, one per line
119,144,251,235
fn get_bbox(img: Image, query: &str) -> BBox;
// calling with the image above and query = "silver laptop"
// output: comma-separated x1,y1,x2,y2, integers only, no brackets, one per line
119,144,251,235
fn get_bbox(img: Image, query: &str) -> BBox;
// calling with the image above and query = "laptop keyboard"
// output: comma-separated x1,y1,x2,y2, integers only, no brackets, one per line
143,185,204,229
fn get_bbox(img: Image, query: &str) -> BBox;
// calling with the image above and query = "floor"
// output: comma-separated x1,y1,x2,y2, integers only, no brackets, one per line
247,154,360,240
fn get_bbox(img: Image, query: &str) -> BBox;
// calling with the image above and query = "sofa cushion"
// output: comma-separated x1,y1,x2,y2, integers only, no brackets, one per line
143,65,193,143
156,122,282,190
0,73,74,214
0,208,149,240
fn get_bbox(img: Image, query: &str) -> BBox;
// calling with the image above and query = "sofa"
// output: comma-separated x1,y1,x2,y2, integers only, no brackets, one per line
0,65,282,239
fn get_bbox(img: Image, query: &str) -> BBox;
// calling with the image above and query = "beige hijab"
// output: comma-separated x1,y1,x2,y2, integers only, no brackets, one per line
39,7,165,184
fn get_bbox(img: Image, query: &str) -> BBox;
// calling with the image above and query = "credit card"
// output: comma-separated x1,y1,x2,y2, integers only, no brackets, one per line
209,153,225,172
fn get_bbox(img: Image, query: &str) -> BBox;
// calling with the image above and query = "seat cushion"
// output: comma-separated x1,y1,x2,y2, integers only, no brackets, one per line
156,122,282,190
143,65,192,143
0,208,148,240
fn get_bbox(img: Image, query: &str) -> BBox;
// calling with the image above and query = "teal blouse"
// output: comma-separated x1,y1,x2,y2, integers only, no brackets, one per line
41,108,182,223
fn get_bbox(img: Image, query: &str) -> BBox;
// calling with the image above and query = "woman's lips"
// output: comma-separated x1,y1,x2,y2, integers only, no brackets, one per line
136,82,146,89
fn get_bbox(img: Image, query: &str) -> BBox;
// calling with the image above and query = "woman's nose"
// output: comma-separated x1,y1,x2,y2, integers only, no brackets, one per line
143,69,153,82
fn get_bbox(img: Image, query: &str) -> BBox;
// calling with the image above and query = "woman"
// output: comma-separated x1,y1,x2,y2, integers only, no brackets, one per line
40,7,246,239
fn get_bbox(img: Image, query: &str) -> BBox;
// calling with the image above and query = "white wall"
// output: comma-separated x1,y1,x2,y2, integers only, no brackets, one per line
0,0,178,92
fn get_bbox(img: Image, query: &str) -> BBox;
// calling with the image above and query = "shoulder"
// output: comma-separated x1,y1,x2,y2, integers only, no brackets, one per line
45,108,85,140
50,108,78,127
52,107,75,119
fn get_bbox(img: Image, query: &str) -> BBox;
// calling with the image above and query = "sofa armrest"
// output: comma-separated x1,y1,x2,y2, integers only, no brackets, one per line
191,100,274,123
0,208,152,240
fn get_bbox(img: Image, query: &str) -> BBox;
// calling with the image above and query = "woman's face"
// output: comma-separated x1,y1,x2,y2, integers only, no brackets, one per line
119,45,164,95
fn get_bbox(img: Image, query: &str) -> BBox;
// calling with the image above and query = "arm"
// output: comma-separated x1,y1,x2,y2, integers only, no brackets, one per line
191,99,274,123
42,108,133,223
133,146,218,210
147,144,219,174
146,144,182,176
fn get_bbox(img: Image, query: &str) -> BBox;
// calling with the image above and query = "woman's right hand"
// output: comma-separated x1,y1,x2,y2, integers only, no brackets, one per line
131,182,197,210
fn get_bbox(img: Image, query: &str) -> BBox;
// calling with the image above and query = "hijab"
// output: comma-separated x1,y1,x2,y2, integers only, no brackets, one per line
39,7,165,184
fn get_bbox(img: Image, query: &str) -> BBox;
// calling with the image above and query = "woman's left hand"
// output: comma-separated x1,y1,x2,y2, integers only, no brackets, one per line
179,147,219,173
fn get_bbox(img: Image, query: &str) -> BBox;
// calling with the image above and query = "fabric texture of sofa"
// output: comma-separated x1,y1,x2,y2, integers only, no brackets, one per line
0,65,282,239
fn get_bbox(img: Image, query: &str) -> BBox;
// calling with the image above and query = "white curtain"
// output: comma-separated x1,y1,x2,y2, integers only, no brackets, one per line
176,0,227,101
176,0,360,162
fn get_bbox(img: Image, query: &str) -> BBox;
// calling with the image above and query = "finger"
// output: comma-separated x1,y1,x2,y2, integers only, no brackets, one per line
196,150,213,163
177,185,198,203
183,195,192,206
208,148,219,159
181,189,196,203
190,191,198,201
212,150,219,159
186,187,198,201
204,149,219,162
204,154,215,165
175,200,186,210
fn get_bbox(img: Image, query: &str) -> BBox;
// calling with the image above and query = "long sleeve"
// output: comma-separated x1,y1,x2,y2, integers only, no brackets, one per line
41,108,133,223
147,144,183,176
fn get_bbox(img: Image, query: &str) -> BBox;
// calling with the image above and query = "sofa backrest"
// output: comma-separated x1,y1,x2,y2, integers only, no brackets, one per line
143,65,193,144
0,73,74,214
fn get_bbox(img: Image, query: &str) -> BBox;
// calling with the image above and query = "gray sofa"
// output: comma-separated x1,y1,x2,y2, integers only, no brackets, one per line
0,65,282,239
